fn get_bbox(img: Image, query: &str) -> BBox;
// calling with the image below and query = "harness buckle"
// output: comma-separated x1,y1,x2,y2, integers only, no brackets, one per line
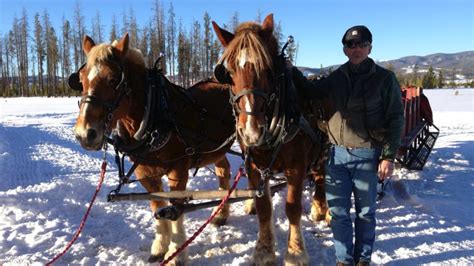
185,147,195,156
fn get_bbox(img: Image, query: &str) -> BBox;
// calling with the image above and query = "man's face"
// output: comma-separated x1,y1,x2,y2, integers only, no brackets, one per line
343,41,372,64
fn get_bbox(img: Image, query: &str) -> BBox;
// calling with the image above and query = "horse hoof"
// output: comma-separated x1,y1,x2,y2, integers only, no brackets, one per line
148,254,165,263
284,251,309,266
254,246,276,265
245,199,257,215
325,213,332,226
312,213,327,222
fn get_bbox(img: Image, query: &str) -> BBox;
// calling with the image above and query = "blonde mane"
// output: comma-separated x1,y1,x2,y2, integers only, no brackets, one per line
87,41,145,68
220,22,276,75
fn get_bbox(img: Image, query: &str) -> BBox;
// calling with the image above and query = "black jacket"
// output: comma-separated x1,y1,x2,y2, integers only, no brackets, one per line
292,58,405,160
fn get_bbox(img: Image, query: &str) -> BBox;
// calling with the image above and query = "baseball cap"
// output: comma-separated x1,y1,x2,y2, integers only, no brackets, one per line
342,25,372,44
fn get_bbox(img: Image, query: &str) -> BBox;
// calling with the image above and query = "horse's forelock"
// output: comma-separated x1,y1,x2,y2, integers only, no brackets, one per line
86,42,145,68
221,23,276,76
87,44,113,67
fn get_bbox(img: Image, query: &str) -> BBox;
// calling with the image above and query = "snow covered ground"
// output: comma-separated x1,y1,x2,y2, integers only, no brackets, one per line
1,88,473,265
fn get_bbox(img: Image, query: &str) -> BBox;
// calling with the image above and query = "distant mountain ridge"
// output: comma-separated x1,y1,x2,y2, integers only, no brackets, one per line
298,51,474,82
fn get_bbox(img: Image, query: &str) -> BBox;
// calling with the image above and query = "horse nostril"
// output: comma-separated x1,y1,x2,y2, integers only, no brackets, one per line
86,129,97,142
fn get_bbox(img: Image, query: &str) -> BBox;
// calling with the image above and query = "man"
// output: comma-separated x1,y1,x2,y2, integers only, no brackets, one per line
292,25,405,265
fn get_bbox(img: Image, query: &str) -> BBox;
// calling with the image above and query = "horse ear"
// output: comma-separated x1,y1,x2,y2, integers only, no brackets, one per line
83,35,95,55
212,21,234,47
114,33,130,58
262,14,274,36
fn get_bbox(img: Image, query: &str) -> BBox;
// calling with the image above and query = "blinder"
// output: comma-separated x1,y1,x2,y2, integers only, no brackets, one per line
68,63,86,91
213,63,232,84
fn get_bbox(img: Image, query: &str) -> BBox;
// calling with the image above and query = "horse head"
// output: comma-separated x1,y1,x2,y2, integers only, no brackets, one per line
212,14,279,147
72,33,145,150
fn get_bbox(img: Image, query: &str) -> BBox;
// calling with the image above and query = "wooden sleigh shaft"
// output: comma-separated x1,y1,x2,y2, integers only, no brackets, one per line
108,182,288,220
107,182,288,202
108,189,258,202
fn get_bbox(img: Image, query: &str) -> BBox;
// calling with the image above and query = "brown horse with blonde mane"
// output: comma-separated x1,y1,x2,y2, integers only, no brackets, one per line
72,33,235,265
212,14,328,265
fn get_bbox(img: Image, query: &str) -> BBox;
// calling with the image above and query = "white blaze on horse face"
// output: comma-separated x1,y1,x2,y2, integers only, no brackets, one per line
82,65,100,117
88,65,100,83
243,95,261,143
238,49,254,69
244,95,254,134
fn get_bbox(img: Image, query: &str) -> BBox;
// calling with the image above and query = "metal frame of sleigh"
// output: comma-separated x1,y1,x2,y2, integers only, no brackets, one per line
397,86,439,170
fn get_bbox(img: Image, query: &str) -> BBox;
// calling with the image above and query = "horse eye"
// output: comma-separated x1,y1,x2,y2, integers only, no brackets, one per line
108,78,119,86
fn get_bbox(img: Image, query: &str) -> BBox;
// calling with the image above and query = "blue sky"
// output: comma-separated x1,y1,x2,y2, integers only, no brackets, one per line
0,0,472,68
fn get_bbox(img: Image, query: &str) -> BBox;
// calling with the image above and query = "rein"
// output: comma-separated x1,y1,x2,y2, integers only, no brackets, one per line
47,148,109,265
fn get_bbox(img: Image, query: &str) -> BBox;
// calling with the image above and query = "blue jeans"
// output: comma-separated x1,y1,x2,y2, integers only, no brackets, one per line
325,144,380,264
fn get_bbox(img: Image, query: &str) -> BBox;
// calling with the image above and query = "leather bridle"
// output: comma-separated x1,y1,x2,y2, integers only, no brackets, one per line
70,62,131,134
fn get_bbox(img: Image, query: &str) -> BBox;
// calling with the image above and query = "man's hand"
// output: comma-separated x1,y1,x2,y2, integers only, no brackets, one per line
378,159,394,181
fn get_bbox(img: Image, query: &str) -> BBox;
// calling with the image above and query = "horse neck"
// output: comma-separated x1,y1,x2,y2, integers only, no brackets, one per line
165,80,191,116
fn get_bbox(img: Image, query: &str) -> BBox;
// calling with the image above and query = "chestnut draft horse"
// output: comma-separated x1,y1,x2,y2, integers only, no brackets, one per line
212,14,327,265
71,33,235,264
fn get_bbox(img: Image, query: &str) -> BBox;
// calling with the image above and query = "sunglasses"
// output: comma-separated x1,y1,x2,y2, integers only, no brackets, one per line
345,41,371,49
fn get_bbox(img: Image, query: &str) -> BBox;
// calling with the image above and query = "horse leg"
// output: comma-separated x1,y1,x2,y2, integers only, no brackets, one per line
211,156,231,226
249,165,276,265
164,167,189,266
284,167,309,266
137,173,170,263
310,161,331,225
310,173,330,223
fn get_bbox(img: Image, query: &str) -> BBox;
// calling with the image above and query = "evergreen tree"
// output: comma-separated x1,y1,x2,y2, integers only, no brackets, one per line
8,30,17,95
437,70,444,88
109,15,118,42
273,21,283,50
190,20,202,83
61,16,72,96
91,10,104,43
11,16,22,95
166,2,176,80
121,9,130,37
0,37,5,96
151,0,166,72
73,0,85,69
34,12,45,96
422,65,437,89
202,12,212,77
255,9,262,23
140,24,150,66
128,7,139,48
20,8,29,96
413,64,419,86
210,39,221,74
177,22,187,86
228,12,239,32
46,26,59,96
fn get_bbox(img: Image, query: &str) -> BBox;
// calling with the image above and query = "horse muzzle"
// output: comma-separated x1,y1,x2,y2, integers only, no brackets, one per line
74,127,105,151
238,125,267,147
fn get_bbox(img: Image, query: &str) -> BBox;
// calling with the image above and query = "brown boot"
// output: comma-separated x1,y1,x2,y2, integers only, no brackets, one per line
356,261,370,266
